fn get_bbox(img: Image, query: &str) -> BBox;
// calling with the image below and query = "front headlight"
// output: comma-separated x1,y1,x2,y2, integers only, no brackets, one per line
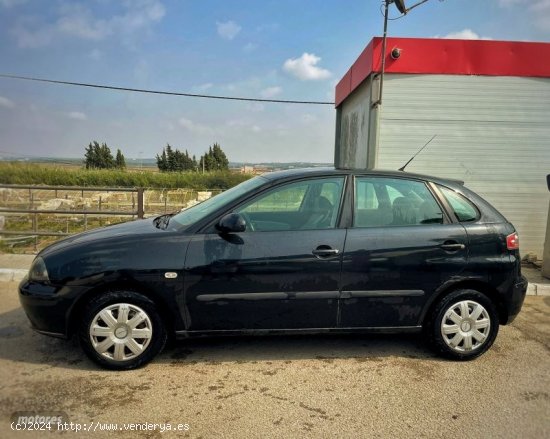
29,256,49,282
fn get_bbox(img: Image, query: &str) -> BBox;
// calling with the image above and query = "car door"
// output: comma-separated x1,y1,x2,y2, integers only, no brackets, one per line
339,175,468,328
183,176,347,331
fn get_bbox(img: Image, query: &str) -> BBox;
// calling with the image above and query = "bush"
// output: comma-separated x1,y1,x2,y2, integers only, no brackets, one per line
0,162,252,189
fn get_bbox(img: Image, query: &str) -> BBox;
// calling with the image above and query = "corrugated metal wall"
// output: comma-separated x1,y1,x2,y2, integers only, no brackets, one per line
377,74,550,257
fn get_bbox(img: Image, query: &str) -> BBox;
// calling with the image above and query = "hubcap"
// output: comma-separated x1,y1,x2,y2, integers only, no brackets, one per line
441,300,491,353
89,303,153,362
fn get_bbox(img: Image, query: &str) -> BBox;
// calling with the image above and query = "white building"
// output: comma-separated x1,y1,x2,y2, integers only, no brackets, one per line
334,37,550,258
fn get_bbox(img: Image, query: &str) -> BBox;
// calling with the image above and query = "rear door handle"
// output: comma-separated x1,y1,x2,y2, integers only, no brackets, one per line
312,246,340,257
440,242,466,251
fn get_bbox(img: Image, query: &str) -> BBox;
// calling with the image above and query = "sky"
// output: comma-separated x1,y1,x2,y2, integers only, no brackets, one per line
0,0,549,163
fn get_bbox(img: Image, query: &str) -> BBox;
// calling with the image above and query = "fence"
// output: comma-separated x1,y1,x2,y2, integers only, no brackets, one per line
0,184,221,251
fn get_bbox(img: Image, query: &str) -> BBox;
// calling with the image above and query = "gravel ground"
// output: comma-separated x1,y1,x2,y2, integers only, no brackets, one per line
0,281,548,439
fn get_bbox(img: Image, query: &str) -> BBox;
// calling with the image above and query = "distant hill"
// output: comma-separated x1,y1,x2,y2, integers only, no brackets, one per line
0,156,332,171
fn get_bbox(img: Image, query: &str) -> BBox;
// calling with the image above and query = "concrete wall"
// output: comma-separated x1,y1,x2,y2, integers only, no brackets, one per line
334,76,373,169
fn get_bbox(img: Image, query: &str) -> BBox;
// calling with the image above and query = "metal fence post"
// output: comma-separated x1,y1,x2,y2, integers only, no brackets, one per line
137,188,144,219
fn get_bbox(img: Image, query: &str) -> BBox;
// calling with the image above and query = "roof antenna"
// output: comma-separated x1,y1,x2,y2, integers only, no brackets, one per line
399,134,437,171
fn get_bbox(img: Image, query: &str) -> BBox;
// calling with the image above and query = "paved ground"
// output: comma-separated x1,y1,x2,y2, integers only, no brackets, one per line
0,281,548,438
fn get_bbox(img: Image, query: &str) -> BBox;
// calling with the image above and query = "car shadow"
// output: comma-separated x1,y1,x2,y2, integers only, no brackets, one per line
0,306,439,371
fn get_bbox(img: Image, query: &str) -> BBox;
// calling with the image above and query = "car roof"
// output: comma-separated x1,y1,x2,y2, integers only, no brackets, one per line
260,167,465,187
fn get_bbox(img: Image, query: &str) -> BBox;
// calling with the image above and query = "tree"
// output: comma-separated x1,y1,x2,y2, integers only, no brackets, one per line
115,149,126,169
156,147,168,171
84,141,119,169
211,143,229,170
199,143,229,172
156,144,197,172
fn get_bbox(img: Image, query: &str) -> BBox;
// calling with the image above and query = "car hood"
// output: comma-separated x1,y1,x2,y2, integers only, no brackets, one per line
40,217,161,258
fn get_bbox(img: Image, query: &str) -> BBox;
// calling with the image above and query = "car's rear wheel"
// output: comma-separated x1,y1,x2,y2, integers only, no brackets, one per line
427,289,499,360
79,291,167,370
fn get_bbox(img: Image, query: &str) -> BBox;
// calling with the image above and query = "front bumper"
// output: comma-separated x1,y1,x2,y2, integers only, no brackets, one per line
18,278,85,339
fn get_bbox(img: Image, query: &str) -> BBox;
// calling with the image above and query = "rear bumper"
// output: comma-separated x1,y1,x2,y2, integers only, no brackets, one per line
502,275,528,324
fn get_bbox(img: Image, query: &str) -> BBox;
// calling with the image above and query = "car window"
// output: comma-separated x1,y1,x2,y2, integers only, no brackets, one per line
170,176,267,228
240,182,308,213
439,186,479,222
354,177,444,227
237,177,345,231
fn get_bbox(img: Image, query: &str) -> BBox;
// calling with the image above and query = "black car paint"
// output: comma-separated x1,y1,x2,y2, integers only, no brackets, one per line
19,168,527,340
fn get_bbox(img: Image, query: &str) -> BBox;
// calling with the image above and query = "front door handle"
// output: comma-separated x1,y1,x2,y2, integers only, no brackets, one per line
440,242,466,251
312,246,340,257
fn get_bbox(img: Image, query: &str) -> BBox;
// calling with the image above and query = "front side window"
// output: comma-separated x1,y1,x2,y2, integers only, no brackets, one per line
438,186,479,222
236,177,345,231
354,177,444,227
171,176,267,228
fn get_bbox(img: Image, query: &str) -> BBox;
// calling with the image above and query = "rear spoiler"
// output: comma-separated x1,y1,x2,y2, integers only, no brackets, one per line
443,178,465,186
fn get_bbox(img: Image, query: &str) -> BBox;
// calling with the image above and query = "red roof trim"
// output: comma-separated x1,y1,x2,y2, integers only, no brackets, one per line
335,37,550,107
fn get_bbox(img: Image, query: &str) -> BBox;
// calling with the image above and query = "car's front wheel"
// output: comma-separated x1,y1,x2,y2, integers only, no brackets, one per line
427,289,499,360
79,291,167,370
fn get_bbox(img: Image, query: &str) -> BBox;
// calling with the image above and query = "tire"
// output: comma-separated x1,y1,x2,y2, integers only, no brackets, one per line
79,291,167,370
426,289,499,361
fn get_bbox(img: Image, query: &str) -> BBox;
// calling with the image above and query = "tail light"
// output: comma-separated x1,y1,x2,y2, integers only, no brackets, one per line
506,232,519,250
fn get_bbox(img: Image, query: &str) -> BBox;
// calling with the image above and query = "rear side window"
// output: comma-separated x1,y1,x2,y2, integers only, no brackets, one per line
354,177,444,227
438,186,479,222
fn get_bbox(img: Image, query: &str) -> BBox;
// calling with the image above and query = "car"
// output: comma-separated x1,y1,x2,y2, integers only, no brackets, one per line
19,168,527,369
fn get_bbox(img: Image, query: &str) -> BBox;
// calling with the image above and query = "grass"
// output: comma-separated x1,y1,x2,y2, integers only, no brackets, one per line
0,162,252,189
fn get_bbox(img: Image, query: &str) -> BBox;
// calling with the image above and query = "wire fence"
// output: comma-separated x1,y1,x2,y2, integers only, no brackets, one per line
0,184,222,252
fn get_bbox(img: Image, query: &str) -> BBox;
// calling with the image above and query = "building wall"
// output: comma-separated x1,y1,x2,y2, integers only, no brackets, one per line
335,76,372,169
376,74,550,257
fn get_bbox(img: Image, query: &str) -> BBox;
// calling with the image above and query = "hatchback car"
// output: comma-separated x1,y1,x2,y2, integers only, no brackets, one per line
19,168,527,369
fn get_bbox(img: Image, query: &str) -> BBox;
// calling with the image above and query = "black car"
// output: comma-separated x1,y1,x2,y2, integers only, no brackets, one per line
19,168,527,369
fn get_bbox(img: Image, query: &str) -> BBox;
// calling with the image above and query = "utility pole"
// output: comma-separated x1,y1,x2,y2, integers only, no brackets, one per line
369,0,434,169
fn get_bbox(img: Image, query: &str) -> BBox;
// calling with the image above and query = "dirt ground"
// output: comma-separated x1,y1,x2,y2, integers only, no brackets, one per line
0,281,548,438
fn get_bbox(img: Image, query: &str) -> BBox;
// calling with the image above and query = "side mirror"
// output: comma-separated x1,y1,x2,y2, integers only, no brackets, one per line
216,213,246,234
547,174,550,191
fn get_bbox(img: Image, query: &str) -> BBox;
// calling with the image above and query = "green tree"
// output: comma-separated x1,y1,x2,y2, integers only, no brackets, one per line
199,143,229,172
211,143,229,170
156,147,168,171
84,141,117,169
157,144,197,172
115,149,126,169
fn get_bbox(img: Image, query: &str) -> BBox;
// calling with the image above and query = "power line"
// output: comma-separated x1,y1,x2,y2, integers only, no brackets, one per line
0,73,335,106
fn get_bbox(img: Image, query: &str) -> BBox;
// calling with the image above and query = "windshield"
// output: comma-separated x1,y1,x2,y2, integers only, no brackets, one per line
170,176,268,228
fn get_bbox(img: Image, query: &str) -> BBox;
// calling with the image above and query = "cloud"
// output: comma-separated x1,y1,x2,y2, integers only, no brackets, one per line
89,49,102,60
245,102,265,112
260,86,282,98
193,83,214,92
438,29,492,40
216,20,241,40
178,117,212,134
0,96,15,108
243,42,258,52
67,111,87,121
497,0,550,31
283,53,332,80
11,0,166,48
0,0,27,7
